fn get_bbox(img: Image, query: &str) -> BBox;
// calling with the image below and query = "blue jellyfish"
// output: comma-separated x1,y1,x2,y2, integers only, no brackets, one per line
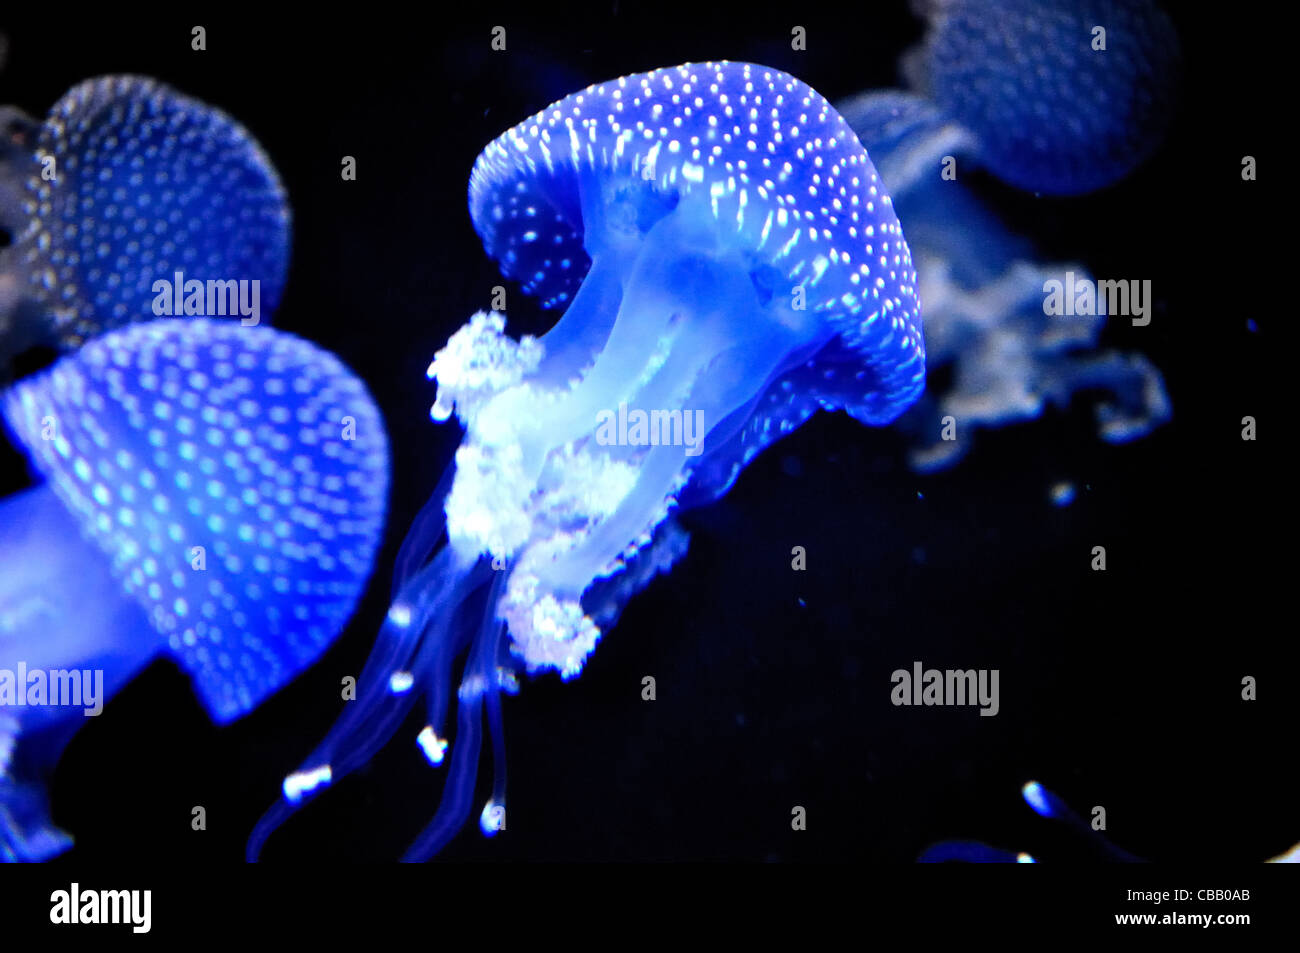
0,75,291,371
906,0,1182,196
249,61,924,861
0,318,390,860
835,6,1176,470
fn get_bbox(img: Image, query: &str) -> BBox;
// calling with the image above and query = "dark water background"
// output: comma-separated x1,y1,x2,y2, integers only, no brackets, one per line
0,3,1287,862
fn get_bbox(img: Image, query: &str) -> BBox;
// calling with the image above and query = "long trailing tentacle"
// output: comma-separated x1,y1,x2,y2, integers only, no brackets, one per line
484,664,510,832
319,558,492,782
246,548,491,860
391,457,459,592
401,568,512,861
918,841,1034,863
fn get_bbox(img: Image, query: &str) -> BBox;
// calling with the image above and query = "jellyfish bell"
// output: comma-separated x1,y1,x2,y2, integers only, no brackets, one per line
0,318,390,860
0,74,291,378
907,0,1182,196
250,61,923,861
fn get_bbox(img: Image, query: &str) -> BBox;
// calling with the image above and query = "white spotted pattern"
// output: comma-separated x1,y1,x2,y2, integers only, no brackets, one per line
2,319,389,721
19,76,291,349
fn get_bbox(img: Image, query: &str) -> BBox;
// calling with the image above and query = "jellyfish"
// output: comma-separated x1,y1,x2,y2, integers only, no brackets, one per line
843,93,1171,470
248,61,924,861
0,74,290,375
0,317,390,860
835,2,1177,470
904,0,1182,196
919,781,1299,863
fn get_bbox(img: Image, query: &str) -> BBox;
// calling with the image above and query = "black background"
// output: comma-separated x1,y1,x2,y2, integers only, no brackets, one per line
0,2,1288,866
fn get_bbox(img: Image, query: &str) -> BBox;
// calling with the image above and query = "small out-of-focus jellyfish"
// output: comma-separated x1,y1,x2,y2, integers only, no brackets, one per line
919,781,1299,863
836,2,1177,470
0,75,290,374
905,0,1182,196
0,318,390,860
249,61,924,861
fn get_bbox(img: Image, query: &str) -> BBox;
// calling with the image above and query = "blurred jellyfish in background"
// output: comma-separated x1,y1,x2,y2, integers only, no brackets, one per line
250,61,925,861
919,781,1299,863
905,0,1181,196
837,0,1178,470
0,59,375,861
0,319,390,861
0,74,290,377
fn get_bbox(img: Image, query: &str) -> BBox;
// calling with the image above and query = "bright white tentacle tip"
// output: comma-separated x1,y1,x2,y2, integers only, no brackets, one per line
417,725,448,766
1021,781,1053,819
283,765,332,803
388,603,413,628
1016,852,1037,864
389,671,415,694
480,799,506,837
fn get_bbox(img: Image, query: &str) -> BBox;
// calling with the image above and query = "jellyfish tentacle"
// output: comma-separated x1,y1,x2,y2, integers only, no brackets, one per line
918,841,1032,863
246,549,491,860
1021,781,1146,863
1041,351,1171,444
402,569,511,861
483,661,509,833
401,685,484,862
410,569,488,755
391,455,458,591
319,551,480,775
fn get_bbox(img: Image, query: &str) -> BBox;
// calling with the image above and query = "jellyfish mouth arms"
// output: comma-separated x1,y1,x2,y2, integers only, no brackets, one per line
434,191,833,678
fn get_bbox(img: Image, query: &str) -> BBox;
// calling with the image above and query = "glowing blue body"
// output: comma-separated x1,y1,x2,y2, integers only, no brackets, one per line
1,75,290,361
0,319,390,860
913,0,1181,195
251,61,924,861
